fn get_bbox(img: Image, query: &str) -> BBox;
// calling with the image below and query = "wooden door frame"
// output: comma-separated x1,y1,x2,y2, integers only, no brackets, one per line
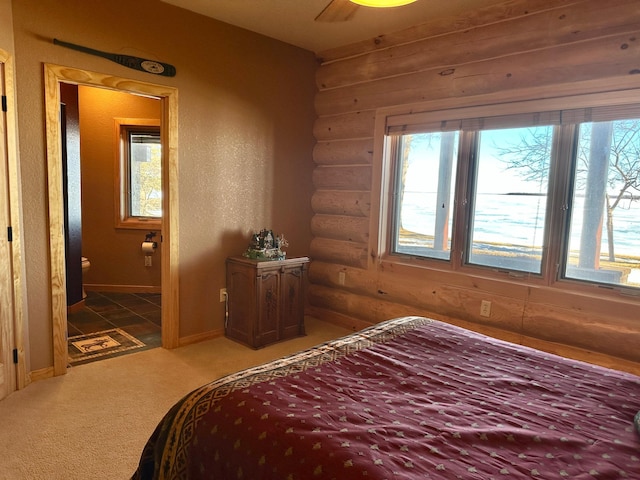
0,48,26,393
0,51,15,395
44,64,180,376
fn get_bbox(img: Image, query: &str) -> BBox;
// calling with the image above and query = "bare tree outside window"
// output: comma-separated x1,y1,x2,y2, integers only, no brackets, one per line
497,119,640,285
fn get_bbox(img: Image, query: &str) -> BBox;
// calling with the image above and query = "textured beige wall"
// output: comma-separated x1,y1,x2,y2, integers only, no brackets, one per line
0,0,14,49
78,86,162,289
12,0,317,370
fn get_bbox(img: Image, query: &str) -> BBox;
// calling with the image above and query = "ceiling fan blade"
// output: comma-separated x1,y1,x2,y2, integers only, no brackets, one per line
315,0,359,22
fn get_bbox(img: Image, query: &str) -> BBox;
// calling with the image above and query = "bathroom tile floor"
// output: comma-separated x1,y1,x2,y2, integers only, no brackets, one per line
67,291,162,364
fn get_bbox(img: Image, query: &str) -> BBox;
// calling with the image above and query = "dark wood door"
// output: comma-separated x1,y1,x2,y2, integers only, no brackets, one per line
60,83,83,306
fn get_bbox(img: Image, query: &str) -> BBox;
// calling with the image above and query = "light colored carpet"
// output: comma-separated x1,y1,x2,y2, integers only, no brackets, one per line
0,317,351,480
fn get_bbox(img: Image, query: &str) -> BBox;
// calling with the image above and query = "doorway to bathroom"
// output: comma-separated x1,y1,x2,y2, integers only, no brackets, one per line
44,64,179,376
62,84,162,366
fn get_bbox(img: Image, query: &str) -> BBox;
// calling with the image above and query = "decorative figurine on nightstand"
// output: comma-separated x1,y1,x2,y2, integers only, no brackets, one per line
243,229,288,260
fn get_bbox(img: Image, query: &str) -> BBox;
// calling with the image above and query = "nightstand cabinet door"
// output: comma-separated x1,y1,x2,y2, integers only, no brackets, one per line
256,272,279,347
226,256,309,348
280,265,306,339
225,260,257,347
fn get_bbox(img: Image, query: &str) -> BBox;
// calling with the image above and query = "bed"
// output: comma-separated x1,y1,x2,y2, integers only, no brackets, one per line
131,316,640,479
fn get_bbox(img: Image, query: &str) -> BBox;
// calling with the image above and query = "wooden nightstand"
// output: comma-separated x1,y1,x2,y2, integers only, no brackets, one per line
225,256,309,348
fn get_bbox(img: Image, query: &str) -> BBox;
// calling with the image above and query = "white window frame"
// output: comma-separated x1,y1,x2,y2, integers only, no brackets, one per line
374,87,640,296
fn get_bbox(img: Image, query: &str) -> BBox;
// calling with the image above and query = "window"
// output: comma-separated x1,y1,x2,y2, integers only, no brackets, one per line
467,126,552,274
115,119,161,229
385,98,640,291
564,119,640,286
392,132,458,260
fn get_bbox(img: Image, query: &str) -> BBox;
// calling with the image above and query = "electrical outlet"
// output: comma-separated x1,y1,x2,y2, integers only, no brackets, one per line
144,255,152,267
480,300,491,317
219,288,227,303
338,271,346,285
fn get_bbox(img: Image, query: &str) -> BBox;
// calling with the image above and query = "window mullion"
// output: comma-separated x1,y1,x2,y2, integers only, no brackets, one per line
451,131,476,271
542,125,576,285
387,135,403,257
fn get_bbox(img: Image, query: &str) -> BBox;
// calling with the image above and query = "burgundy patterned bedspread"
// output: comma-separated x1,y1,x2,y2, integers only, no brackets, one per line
132,316,640,479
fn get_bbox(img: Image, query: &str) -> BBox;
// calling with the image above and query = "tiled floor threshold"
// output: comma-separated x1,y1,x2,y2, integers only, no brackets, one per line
67,291,161,365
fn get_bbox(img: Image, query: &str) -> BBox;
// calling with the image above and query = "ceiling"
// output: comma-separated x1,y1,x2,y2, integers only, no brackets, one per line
160,0,492,53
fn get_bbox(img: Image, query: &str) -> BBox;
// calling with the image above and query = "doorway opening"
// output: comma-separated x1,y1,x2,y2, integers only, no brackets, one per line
62,84,162,366
44,64,179,376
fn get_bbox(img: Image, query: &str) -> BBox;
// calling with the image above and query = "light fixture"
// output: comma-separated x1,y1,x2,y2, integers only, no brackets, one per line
350,0,418,7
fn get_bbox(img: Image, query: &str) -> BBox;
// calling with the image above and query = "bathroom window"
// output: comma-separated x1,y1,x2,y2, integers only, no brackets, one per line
115,119,162,229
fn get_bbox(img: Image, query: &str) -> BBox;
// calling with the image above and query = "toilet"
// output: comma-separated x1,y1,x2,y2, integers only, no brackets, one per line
81,256,90,299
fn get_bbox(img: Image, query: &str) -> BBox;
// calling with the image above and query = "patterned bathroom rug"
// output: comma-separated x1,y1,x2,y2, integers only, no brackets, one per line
68,328,146,366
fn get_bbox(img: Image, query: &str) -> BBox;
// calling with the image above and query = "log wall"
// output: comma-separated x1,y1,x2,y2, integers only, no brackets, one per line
309,0,640,363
